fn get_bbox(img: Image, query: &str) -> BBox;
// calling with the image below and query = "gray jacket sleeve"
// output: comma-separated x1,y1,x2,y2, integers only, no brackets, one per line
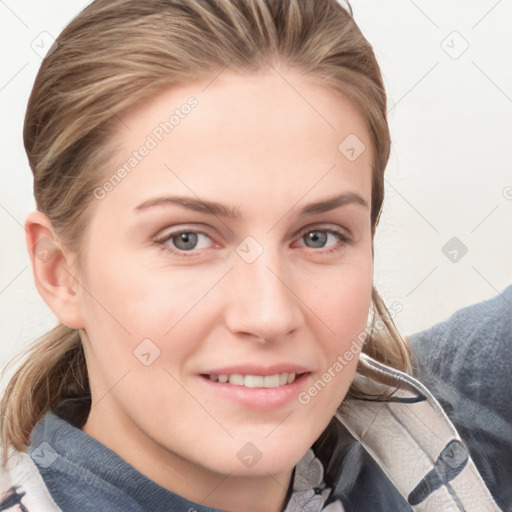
408,285,512,512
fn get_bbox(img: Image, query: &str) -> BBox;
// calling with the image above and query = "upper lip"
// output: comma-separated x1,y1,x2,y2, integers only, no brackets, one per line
201,364,310,376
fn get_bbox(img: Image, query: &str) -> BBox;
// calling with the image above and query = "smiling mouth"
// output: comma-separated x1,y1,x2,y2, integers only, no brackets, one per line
202,372,306,389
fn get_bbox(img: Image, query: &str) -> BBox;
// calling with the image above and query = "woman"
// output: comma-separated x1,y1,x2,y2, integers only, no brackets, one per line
0,0,500,510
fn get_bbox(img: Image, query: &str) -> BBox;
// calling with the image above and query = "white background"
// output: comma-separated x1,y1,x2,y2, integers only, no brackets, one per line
1,0,511,377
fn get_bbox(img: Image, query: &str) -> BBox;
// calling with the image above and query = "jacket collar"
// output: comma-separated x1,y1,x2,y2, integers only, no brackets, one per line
336,353,500,511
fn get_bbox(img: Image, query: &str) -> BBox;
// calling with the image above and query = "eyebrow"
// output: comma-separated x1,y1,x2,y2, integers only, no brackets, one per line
135,192,369,218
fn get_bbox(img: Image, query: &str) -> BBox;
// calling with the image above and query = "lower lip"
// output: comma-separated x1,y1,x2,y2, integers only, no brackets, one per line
199,373,310,409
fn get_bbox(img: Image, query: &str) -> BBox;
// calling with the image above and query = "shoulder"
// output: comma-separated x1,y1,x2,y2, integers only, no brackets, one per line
407,285,512,510
408,284,512,417
409,284,512,353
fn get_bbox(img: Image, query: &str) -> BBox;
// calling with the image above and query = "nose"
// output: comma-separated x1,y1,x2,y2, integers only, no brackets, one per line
223,247,303,344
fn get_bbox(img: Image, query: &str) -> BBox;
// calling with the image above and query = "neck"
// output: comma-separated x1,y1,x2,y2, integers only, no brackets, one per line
82,402,293,512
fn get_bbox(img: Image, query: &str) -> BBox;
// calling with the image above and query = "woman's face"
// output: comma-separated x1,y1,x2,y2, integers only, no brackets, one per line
75,68,374,498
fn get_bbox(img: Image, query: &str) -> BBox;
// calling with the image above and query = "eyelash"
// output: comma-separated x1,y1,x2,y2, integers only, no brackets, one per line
153,227,353,258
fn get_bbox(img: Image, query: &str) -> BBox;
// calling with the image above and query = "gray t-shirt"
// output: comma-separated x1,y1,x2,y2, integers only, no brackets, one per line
28,411,224,512
409,285,512,511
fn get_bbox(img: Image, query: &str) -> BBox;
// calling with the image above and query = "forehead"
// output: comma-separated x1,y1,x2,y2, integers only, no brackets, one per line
102,68,373,213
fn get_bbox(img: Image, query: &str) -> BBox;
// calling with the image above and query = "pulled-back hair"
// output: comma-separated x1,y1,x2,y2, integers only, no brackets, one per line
1,0,411,480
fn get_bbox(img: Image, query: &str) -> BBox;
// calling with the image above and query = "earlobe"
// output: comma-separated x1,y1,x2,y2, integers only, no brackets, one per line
25,210,85,329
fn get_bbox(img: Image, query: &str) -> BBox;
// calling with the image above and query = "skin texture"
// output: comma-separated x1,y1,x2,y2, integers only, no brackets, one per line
26,67,375,512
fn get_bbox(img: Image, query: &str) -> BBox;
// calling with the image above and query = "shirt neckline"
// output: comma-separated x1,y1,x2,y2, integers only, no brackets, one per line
28,410,342,511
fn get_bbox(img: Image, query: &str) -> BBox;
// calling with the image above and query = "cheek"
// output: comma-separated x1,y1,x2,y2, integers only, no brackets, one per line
77,247,217,377
305,252,373,346
298,254,372,405
79,244,189,333
297,281,371,422
330,274,372,346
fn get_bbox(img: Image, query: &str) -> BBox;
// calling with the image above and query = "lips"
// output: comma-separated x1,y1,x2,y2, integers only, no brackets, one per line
198,364,311,409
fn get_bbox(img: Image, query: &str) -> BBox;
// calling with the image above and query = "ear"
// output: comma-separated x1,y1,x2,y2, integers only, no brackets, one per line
25,210,85,329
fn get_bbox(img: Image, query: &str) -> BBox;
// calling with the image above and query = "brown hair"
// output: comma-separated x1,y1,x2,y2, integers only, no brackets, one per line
1,0,410,469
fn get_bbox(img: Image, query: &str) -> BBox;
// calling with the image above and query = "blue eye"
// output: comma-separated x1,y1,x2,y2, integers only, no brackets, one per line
155,230,214,257
299,229,352,253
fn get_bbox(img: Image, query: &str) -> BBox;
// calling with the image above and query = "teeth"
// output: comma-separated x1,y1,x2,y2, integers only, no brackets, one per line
244,375,264,388
208,372,298,388
263,374,280,388
229,374,244,386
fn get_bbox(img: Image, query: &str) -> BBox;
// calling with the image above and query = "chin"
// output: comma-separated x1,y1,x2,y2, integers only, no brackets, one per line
199,435,316,477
